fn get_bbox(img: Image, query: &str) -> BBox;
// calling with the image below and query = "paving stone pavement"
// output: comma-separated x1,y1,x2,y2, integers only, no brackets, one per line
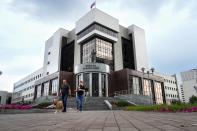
0,110,197,131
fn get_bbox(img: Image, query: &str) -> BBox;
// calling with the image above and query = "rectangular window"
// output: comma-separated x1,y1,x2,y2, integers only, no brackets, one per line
81,37,114,70
37,85,42,98
51,78,58,95
43,82,49,96
128,76,140,95
143,79,152,96
154,82,163,104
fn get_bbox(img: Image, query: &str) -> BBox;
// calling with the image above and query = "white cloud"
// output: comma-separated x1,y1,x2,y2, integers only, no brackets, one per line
0,1,62,92
0,0,197,92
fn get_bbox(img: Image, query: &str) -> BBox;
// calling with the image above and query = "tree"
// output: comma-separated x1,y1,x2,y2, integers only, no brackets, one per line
189,95,197,104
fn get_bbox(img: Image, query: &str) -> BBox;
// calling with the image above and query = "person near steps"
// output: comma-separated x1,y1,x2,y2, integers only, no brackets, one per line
60,79,71,112
75,81,85,111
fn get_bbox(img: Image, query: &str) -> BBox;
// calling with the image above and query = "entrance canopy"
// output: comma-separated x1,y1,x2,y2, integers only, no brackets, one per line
74,63,110,74
74,63,110,97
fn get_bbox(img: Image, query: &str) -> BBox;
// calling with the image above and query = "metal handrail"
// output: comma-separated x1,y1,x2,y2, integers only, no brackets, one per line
114,89,152,97
115,89,133,96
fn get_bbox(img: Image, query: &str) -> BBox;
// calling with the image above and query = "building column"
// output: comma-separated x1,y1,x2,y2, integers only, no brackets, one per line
89,73,92,97
106,74,108,97
81,74,83,82
161,82,166,104
49,80,52,95
76,75,78,98
99,73,102,97
57,77,60,96
33,85,37,100
41,83,44,97
141,77,144,95
151,80,156,104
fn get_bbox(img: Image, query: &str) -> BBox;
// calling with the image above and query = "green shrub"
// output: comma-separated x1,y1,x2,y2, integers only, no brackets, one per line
127,105,158,111
126,103,197,112
115,101,130,107
34,102,52,109
189,95,197,104
171,99,182,105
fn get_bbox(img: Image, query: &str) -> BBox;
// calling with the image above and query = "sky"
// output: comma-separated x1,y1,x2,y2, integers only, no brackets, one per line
0,0,197,92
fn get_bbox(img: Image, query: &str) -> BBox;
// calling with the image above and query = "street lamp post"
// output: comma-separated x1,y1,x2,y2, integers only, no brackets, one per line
150,67,155,74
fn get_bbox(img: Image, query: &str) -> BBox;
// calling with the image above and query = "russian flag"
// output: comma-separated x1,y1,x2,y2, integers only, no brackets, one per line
91,1,96,9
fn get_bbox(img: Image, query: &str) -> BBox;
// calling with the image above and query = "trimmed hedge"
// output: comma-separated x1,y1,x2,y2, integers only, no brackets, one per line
127,103,197,112
34,102,52,109
114,100,130,107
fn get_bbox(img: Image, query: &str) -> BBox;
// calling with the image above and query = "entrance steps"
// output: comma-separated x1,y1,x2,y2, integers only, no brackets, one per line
67,97,115,110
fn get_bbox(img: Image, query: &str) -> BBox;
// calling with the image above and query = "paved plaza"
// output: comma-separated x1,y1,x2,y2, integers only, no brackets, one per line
0,110,197,131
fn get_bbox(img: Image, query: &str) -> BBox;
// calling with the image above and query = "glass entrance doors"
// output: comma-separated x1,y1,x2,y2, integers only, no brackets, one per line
92,73,99,97
76,73,108,97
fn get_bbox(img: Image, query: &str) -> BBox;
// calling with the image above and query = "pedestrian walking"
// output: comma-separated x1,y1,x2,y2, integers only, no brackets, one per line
75,81,85,112
60,79,71,112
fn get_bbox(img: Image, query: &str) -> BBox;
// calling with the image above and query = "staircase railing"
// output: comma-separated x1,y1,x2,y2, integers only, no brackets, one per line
114,89,153,105
114,89,133,96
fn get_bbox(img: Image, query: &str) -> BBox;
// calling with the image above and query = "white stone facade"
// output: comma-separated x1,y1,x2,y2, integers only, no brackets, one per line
163,75,179,104
180,69,197,103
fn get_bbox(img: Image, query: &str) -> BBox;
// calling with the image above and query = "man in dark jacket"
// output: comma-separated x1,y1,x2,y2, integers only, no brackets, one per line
60,79,71,112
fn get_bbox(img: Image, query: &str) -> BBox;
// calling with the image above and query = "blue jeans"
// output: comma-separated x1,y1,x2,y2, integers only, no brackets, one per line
62,94,68,112
76,95,83,111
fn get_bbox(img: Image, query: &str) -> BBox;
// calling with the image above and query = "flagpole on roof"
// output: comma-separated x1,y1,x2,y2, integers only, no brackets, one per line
90,0,96,9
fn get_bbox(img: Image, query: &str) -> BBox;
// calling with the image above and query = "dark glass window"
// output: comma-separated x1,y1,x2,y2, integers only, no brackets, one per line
82,39,96,63
101,74,106,96
96,38,113,61
122,37,135,69
83,73,89,92
92,73,99,97
60,37,74,72
81,37,114,70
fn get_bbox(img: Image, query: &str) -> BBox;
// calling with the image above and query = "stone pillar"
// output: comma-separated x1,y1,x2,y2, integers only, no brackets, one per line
75,75,78,98
81,73,83,82
106,74,108,97
99,73,102,97
49,80,52,95
151,80,156,104
141,76,144,95
57,77,60,96
89,73,92,97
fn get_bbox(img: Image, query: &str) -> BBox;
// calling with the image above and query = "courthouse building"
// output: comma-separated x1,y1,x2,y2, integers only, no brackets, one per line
12,8,166,105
